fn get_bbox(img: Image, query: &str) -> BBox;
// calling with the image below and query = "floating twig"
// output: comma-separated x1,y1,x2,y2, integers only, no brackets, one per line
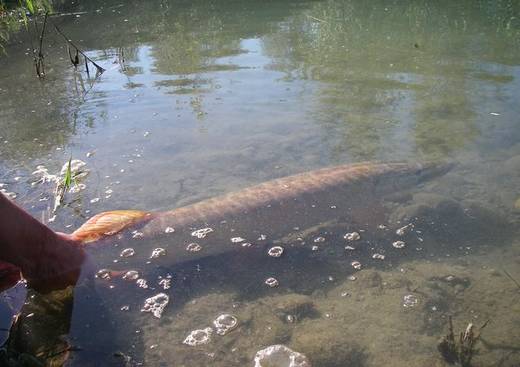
52,22,105,74
34,12,48,78
306,14,329,24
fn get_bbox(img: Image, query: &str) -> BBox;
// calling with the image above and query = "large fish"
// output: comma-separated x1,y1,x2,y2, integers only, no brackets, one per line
70,161,452,266
0,161,452,365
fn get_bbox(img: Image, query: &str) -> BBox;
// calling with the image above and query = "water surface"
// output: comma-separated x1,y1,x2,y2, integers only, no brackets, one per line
1,0,520,366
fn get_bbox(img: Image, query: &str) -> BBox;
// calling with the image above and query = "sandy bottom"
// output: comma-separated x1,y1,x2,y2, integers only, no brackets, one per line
137,192,520,367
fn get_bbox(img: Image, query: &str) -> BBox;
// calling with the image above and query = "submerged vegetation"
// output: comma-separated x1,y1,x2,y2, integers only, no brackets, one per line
438,316,489,367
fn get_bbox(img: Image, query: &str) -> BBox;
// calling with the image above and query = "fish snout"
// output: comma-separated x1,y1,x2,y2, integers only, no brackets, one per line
416,161,455,183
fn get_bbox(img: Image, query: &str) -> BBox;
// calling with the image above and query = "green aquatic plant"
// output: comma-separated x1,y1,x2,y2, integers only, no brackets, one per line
53,157,88,212
63,156,73,190
0,0,51,54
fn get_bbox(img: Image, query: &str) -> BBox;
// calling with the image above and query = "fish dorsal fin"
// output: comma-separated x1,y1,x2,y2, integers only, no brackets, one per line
72,210,151,243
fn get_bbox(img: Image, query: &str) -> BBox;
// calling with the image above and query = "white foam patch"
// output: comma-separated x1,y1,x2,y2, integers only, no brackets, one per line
120,248,135,257
213,314,238,336
141,293,169,318
183,327,213,346
150,248,166,258
191,227,213,239
268,246,284,258
254,345,311,367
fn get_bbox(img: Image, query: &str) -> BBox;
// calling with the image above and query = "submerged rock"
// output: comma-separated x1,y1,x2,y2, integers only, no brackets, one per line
254,345,311,367
270,294,318,323
390,193,511,246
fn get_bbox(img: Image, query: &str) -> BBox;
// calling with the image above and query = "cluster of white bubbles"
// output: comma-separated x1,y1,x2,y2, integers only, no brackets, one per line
186,243,202,252
372,253,385,260
183,314,239,346
231,237,246,243
164,227,175,233
396,223,413,236
136,279,149,289
96,269,112,280
344,232,361,241
150,248,166,259
191,227,213,239
132,231,144,239
158,275,172,290
183,327,213,346
265,277,279,288
313,236,325,243
392,240,406,249
351,261,362,270
402,294,419,308
123,270,139,281
268,246,284,258
141,293,170,318
120,248,135,257
213,314,238,336
254,345,311,367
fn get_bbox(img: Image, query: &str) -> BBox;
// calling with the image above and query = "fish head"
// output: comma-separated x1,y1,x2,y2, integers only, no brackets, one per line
413,161,455,184
373,161,454,194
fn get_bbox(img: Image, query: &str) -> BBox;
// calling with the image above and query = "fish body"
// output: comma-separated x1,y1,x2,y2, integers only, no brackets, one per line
74,161,452,266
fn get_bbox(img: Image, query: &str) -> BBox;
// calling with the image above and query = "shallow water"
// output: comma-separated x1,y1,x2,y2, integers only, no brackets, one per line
1,0,520,366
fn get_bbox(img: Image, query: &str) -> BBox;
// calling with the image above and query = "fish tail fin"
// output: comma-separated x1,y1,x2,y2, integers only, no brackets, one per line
71,210,151,243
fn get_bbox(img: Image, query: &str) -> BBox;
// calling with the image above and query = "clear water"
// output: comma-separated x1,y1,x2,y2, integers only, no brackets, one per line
1,0,520,366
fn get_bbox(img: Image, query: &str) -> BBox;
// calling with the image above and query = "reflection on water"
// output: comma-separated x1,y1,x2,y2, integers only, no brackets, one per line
1,0,520,366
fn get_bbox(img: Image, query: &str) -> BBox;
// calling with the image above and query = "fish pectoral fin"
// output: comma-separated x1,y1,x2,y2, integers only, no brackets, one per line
71,210,151,243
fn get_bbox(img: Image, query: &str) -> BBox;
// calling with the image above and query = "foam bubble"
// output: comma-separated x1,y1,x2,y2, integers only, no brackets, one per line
123,270,139,281
132,231,144,239
344,232,360,241
213,314,238,336
120,248,135,257
158,276,171,290
254,345,311,367
186,243,202,252
403,294,419,308
268,246,284,258
372,253,385,260
96,269,112,280
150,248,166,258
396,224,413,236
136,279,149,289
392,240,406,249
313,236,325,243
265,277,279,288
231,237,245,243
183,327,213,346
141,293,169,318
191,227,213,239
164,227,175,233
351,261,362,270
